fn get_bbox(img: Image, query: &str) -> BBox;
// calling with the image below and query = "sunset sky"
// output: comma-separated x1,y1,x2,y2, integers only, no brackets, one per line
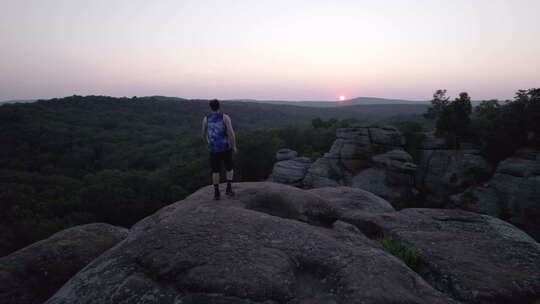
1,0,539,101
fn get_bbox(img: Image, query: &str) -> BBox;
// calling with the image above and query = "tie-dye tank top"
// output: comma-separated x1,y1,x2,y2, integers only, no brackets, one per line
206,113,231,152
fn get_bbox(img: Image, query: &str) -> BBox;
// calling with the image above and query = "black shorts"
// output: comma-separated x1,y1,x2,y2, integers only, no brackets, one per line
210,150,233,173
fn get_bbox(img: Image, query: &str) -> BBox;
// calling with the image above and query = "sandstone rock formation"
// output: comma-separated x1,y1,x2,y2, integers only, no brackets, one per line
268,154,312,187
269,125,418,206
415,147,492,206
308,187,395,215
352,149,418,208
450,148,540,240
414,133,539,241
0,223,128,304
269,129,540,242
45,182,540,304
341,208,540,303
414,132,493,206
275,148,298,161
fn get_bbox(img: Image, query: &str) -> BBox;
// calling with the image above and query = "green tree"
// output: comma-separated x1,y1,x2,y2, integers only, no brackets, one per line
468,88,539,163
393,121,426,161
429,91,472,148
424,89,450,120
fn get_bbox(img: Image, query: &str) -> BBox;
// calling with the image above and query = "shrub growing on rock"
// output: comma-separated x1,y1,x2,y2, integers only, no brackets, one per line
377,236,419,270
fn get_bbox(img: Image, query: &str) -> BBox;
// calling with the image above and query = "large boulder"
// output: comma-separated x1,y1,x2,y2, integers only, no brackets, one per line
450,149,540,240
275,148,298,161
341,208,540,303
302,157,341,188
268,156,312,187
187,182,337,226
0,223,128,304
346,149,418,208
332,126,404,172
308,187,395,215
369,126,405,147
351,168,403,204
416,148,492,206
270,126,418,206
47,183,457,304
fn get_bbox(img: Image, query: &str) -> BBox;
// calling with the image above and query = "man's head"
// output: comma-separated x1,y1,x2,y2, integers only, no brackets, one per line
209,99,220,112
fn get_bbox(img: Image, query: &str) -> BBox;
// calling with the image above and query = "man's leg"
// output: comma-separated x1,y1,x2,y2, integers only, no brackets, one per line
210,153,221,200
212,172,220,185
224,150,234,196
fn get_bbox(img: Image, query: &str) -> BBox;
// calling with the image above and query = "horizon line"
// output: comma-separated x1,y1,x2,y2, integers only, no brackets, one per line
1,94,517,104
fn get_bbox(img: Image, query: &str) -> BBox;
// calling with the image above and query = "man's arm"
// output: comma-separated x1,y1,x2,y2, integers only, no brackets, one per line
201,116,208,144
223,114,237,152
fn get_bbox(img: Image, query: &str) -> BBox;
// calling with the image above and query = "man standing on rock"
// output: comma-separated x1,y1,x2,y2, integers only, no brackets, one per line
202,99,237,200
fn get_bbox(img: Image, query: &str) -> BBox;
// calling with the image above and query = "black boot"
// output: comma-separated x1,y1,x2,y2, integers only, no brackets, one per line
225,180,234,196
213,184,220,200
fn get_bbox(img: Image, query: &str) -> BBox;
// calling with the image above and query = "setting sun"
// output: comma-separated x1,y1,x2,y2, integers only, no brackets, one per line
339,95,346,101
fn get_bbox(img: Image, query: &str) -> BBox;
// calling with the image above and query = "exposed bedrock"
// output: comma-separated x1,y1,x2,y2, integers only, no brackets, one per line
415,148,492,206
415,132,539,241
275,148,298,161
269,128,540,242
45,182,540,304
340,208,540,304
414,132,493,207
268,154,312,187
269,125,418,206
47,182,460,304
450,148,540,241
0,223,128,304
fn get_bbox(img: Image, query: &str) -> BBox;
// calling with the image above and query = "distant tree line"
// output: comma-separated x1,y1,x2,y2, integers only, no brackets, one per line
10,90,535,254
424,88,540,162
0,95,358,254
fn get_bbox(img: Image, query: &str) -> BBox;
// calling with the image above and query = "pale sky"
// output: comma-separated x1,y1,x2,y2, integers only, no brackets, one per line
1,0,539,101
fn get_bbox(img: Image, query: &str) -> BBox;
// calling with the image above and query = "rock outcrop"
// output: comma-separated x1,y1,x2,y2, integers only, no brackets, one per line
275,148,298,161
414,133,539,241
269,125,418,206
308,187,395,215
416,148,492,205
352,149,418,208
342,208,540,303
45,182,540,304
0,223,128,304
268,150,312,187
415,133,492,206
269,129,540,242
450,148,540,240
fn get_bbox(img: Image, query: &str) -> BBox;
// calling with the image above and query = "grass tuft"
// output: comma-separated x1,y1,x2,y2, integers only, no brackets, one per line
377,236,420,270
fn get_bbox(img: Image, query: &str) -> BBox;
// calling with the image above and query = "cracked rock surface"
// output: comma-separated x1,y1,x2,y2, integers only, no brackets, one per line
0,223,128,304
269,126,418,206
450,149,540,241
46,182,460,304
43,183,540,304
341,208,540,304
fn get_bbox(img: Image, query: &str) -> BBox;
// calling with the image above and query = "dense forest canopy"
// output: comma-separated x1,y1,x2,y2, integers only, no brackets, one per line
425,88,540,162
0,95,404,254
2,90,536,255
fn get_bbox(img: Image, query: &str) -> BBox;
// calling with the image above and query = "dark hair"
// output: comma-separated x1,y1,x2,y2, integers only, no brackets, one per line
209,99,220,111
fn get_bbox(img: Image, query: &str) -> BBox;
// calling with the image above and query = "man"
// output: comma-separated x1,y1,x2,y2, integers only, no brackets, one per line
202,99,237,200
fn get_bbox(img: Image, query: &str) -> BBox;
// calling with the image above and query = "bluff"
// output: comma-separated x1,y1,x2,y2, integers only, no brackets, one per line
0,223,128,304
268,125,418,207
269,128,540,240
414,133,540,240
5,182,529,303
450,148,540,240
